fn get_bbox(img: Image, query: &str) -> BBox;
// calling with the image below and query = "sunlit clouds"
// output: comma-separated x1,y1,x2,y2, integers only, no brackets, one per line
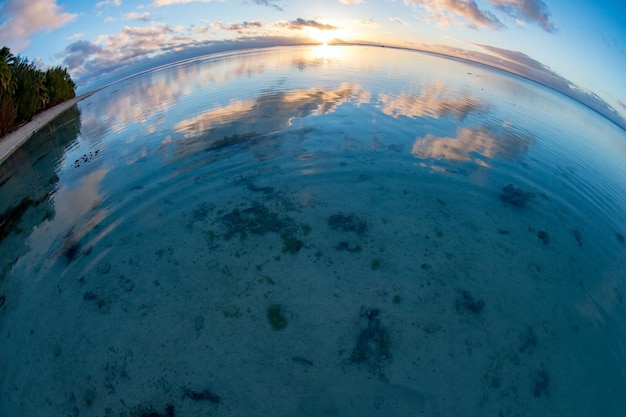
126,12,152,22
152,0,214,6
488,0,556,32
408,0,504,30
0,0,77,50
95,0,122,8
0,0,622,126
406,0,555,32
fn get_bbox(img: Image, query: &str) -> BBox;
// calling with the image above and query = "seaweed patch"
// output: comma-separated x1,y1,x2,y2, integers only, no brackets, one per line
533,368,550,398
519,326,537,353
500,184,533,207
183,388,221,404
537,230,550,245
455,289,485,314
281,233,303,254
267,303,288,330
220,204,294,240
130,403,175,417
327,213,368,235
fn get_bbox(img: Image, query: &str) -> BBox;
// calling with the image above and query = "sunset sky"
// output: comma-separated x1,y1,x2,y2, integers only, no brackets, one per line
0,0,625,125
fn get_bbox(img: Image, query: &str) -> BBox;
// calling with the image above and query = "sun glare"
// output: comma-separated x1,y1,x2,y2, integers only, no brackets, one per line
311,43,345,61
310,28,336,46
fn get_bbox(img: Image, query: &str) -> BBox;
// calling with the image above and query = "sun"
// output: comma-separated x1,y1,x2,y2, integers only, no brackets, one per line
310,28,336,46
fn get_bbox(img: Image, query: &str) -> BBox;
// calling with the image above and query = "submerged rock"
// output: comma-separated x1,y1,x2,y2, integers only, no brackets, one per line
351,308,391,364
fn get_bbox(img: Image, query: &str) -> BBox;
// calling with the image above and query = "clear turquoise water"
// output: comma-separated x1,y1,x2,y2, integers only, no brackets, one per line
1,45,625,416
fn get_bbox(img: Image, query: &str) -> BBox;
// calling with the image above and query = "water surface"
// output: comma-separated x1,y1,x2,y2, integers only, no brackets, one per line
1,45,625,416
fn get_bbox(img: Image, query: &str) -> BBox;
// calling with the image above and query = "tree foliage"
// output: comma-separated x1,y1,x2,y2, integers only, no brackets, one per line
0,46,76,136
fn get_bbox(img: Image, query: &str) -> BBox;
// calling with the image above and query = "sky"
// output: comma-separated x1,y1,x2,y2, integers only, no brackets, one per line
1,0,625,127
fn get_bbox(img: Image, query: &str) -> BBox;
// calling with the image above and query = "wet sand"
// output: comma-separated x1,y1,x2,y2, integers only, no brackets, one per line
0,91,95,166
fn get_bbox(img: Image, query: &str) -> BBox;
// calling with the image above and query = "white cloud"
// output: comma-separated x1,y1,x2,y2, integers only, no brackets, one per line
390,17,409,25
66,32,85,41
339,0,364,4
58,24,195,81
152,0,214,6
407,0,504,30
96,0,122,7
126,12,151,22
487,0,556,32
0,0,78,50
357,19,381,28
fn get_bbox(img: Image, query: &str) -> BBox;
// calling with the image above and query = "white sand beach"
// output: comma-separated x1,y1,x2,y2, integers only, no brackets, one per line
0,91,95,166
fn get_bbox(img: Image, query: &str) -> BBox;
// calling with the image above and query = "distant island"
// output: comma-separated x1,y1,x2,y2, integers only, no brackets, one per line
1,46,77,138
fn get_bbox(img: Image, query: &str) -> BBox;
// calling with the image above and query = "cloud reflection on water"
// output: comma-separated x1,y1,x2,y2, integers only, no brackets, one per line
76,46,541,171
412,124,533,166
174,82,370,139
378,80,484,120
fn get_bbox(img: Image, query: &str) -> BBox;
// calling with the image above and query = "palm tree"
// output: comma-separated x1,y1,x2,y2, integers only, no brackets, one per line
0,47,15,97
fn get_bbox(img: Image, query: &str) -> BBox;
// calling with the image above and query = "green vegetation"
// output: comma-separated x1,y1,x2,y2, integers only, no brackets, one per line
1,46,76,136
267,304,288,330
281,233,303,254
371,259,381,270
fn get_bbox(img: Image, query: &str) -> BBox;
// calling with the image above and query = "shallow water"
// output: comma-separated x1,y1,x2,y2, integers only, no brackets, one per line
1,45,625,416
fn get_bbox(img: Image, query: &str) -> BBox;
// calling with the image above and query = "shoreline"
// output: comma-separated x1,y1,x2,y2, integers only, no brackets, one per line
0,90,97,166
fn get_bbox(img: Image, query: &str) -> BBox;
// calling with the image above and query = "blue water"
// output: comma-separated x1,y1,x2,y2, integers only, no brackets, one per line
1,45,625,416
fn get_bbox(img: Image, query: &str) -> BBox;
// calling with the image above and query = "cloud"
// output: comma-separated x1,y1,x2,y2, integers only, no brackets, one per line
66,32,85,41
278,18,338,31
390,17,409,25
0,0,78,50
426,42,626,128
407,0,504,30
358,19,381,28
96,0,122,7
126,12,151,22
55,20,309,90
213,21,264,32
57,24,188,81
339,0,364,4
250,0,284,11
56,39,104,72
487,0,556,32
152,0,213,6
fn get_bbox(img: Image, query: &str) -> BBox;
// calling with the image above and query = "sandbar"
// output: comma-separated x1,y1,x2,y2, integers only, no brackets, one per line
0,91,96,166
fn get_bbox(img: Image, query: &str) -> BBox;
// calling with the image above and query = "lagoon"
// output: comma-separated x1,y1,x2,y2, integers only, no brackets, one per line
1,45,625,416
